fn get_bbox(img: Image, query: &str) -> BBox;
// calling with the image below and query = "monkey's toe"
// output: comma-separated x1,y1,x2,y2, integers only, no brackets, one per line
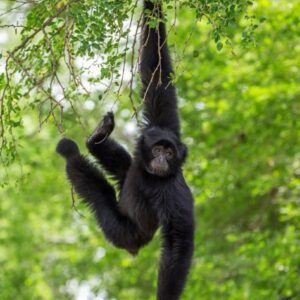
102,111,114,129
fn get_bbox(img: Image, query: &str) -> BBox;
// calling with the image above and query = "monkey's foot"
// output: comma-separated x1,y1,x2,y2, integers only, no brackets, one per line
56,138,80,159
87,112,115,144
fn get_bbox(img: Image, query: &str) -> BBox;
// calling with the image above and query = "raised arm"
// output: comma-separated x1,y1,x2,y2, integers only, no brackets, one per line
140,0,180,136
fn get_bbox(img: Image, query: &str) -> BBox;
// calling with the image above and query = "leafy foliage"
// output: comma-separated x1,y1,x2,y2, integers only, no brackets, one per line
1,0,299,299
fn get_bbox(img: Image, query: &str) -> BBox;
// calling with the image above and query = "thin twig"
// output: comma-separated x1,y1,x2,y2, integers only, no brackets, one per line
0,2,26,18
128,8,143,120
117,0,139,96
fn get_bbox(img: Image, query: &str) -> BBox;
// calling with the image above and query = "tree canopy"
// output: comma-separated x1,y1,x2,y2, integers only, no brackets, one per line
0,0,299,299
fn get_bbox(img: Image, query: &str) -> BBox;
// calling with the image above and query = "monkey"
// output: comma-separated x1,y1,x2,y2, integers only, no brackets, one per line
57,1,194,299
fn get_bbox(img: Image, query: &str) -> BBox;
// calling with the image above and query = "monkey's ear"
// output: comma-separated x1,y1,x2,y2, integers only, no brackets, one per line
179,143,188,162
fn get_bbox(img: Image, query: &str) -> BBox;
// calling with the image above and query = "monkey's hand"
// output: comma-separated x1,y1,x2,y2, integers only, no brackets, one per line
56,138,80,160
87,112,115,144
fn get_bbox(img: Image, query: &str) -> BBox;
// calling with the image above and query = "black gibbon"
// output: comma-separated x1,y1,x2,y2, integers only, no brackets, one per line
57,1,194,299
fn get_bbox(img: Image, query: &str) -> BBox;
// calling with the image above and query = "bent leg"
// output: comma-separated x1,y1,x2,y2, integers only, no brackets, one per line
87,138,131,188
57,138,146,254
86,112,132,187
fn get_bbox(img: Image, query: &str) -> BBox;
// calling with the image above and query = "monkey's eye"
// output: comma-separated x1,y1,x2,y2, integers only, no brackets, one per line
152,146,163,157
165,149,174,159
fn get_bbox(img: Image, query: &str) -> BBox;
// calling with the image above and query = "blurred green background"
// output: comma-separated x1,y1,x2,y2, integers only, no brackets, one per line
0,0,299,299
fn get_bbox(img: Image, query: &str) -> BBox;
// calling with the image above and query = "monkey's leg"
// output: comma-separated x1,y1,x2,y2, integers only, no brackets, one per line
155,185,195,300
86,112,132,187
57,138,144,254
157,219,194,300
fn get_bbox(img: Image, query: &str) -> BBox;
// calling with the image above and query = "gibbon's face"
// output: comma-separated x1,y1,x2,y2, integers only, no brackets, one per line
141,127,187,177
149,145,174,176
147,143,176,177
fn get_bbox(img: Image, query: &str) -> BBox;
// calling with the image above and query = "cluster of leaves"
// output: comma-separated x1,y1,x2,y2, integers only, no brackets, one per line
0,0,138,165
185,0,260,50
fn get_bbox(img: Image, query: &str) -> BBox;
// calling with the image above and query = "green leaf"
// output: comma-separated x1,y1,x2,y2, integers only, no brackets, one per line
217,41,223,51
193,50,200,57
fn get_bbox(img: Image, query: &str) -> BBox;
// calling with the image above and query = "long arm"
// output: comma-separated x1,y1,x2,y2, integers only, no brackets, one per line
140,0,180,136
87,138,131,188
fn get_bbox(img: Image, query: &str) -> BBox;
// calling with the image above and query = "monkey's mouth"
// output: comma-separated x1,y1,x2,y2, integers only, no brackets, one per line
147,161,169,177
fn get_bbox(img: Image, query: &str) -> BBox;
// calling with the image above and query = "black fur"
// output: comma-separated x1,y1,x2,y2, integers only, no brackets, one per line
56,138,80,159
57,1,194,299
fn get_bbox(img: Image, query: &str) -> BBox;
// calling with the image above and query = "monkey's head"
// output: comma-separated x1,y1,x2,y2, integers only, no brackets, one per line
140,127,187,177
